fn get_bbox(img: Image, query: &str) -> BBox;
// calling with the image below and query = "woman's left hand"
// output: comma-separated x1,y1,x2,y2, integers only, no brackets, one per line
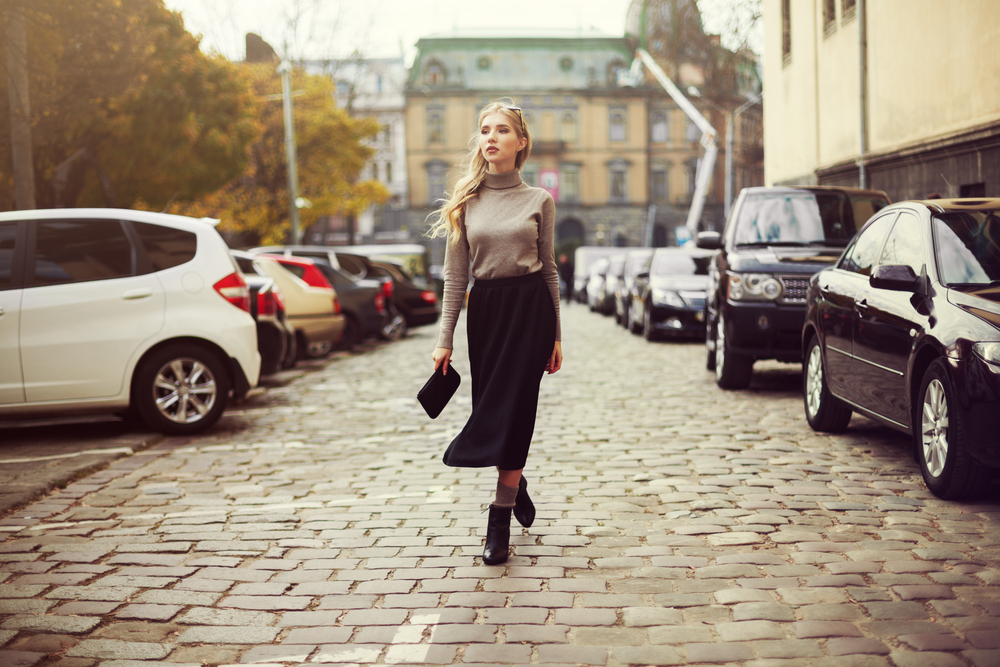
546,341,563,374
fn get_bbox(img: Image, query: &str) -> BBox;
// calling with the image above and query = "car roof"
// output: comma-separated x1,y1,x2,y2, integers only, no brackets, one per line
919,197,1000,213
0,207,221,231
742,185,890,198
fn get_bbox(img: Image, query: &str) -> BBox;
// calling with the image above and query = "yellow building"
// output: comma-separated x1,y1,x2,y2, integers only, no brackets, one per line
404,32,729,258
764,0,1000,198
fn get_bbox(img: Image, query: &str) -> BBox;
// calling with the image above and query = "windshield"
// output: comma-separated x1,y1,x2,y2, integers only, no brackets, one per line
933,212,1000,286
652,253,712,276
734,191,887,246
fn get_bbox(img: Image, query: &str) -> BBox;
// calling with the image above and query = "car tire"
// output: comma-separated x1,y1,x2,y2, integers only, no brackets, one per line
337,315,360,351
380,312,407,341
705,310,717,371
803,336,852,432
620,303,629,329
916,358,989,499
643,302,657,341
714,312,752,389
133,343,230,436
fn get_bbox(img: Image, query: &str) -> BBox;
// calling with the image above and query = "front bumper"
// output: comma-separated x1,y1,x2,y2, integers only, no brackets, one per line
649,304,706,336
725,301,807,363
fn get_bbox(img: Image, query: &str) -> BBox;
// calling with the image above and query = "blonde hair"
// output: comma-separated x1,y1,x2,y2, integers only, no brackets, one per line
427,101,532,246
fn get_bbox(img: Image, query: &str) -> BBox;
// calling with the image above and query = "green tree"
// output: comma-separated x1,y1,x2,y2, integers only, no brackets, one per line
172,64,390,246
0,0,259,210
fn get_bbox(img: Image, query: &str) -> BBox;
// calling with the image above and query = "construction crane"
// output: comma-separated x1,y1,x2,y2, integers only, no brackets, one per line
623,48,718,235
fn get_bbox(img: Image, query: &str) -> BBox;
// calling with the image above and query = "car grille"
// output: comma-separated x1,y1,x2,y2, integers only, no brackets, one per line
680,292,706,310
779,277,811,304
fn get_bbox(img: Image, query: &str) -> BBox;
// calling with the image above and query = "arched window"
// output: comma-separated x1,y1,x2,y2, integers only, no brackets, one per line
608,159,629,202
557,218,585,243
427,109,444,143
426,161,448,206
650,111,668,143
427,62,443,86
385,162,393,184
609,109,626,142
372,163,378,181
651,167,668,205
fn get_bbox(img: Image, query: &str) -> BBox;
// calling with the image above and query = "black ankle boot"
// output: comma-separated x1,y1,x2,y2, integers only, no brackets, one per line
513,476,535,528
483,504,512,565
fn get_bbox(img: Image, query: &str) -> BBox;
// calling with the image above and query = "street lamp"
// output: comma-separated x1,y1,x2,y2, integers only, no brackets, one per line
277,60,301,245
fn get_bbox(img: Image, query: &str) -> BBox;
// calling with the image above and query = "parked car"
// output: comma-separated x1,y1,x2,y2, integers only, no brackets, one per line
601,254,627,316
250,244,440,329
616,249,655,327
629,247,714,340
573,246,622,304
0,209,259,434
246,255,344,359
586,257,610,311
802,198,1000,499
231,252,296,374
699,185,891,389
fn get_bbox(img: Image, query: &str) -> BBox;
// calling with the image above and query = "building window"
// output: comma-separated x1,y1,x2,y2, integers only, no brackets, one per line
336,80,350,96
385,162,392,184
686,119,699,142
426,60,445,86
561,165,580,202
650,111,668,143
609,108,626,142
823,0,836,34
522,110,535,132
561,112,578,143
651,168,668,205
521,166,538,187
782,0,791,65
842,0,856,21
607,59,626,86
372,163,379,181
608,160,629,203
427,108,444,143
376,76,383,93
383,124,391,145
426,161,447,206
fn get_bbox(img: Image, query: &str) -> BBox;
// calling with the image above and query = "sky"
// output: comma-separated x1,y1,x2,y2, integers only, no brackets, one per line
161,0,761,64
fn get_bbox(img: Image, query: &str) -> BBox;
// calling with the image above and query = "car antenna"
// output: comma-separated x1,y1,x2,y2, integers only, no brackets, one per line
161,192,179,213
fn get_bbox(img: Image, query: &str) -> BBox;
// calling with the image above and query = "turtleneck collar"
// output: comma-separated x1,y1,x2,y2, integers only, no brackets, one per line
482,169,523,190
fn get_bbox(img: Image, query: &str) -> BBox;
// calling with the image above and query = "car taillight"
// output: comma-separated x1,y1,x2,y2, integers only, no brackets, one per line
374,293,385,313
333,296,341,314
421,290,437,303
214,273,251,312
273,288,286,314
258,289,277,317
382,280,394,299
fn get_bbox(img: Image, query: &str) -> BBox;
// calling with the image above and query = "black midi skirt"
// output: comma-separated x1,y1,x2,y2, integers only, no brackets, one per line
442,271,557,470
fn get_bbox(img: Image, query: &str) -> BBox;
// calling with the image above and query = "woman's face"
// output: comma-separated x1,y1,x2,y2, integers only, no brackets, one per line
479,111,526,174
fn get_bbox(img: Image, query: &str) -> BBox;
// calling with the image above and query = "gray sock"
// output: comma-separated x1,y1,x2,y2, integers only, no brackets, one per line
493,481,518,508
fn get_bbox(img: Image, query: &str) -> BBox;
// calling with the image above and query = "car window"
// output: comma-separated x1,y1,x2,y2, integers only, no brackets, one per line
734,191,887,246
932,211,1000,286
0,222,17,290
316,263,355,288
336,254,366,277
878,212,925,276
133,222,196,271
233,255,255,274
32,219,134,286
840,212,897,276
279,262,307,281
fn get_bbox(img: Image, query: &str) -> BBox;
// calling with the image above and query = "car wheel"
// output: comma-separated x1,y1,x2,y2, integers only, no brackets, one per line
643,302,657,341
629,303,642,335
336,315,359,351
380,312,407,341
803,336,852,432
916,359,989,499
714,312,752,389
133,344,230,435
620,303,629,329
705,309,717,371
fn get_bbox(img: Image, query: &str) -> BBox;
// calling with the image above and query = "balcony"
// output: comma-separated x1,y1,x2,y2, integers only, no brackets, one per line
531,140,566,155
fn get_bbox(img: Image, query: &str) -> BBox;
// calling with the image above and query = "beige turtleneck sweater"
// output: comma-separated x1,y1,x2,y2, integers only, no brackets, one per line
436,169,562,350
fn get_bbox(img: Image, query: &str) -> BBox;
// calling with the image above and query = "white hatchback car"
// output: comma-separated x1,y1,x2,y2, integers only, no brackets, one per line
0,209,260,435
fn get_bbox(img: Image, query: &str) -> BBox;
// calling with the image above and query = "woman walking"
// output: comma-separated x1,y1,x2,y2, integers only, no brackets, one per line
430,101,563,565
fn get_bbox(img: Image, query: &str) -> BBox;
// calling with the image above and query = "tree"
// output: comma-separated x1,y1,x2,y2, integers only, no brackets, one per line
0,0,259,210
171,64,390,247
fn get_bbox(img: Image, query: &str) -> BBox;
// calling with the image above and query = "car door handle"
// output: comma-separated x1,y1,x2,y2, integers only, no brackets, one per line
122,288,153,300
855,299,868,314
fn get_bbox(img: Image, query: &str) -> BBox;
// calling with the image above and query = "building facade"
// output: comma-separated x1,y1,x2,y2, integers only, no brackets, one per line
404,31,733,261
764,0,1000,199
305,57,410,243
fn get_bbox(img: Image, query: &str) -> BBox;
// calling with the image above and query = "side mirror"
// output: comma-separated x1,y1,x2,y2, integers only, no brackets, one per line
870,264,918,292
636,272,649,280
696,231,722,250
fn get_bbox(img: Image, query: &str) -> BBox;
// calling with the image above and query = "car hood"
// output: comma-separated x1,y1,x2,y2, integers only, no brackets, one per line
727,245,844,274
650,275,709,291
949,286,1000,331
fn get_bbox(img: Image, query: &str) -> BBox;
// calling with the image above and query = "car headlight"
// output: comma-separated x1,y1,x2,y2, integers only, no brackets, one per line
727,272,782,301
973,342,1000,366
651,289,685,307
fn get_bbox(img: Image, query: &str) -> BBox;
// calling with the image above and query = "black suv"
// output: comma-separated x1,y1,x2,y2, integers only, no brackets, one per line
698,186,890,389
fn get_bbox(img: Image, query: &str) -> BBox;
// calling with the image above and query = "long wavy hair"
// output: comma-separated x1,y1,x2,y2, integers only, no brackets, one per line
427,101,532,247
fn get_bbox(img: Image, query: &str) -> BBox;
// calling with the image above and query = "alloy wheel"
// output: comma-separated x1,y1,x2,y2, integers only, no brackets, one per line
805,344,824,418
153,358,217,424
714,315,726,383
921,378,949,478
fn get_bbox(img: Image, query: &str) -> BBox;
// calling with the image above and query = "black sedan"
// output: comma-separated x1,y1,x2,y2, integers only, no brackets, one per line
802,198,1000,499
629,248,714,340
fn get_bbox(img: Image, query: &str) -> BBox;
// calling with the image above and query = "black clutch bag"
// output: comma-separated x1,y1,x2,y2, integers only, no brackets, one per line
417,365,461,419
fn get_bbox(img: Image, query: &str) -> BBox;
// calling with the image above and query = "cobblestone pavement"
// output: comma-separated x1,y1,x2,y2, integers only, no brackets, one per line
1,305,999,667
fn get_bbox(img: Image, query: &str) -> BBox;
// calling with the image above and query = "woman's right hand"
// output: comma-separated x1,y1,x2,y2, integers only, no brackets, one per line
432,347,452,375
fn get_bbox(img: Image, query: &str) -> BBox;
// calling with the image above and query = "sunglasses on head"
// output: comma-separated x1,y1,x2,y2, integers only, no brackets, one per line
505,106,525,133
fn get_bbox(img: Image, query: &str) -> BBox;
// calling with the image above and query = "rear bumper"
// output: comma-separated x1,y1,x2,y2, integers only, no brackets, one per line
291,314,346,344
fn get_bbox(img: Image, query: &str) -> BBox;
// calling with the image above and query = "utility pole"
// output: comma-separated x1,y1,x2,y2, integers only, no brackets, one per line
6,2,36,210
277,60,300,244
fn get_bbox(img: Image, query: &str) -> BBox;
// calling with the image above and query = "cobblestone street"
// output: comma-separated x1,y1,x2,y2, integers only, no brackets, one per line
1,305,999,667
